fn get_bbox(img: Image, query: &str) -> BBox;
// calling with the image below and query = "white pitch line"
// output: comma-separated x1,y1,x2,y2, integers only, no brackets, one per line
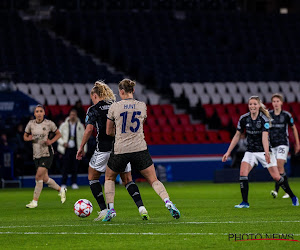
0,221,300,229
0,232,227,235
0,232,300,236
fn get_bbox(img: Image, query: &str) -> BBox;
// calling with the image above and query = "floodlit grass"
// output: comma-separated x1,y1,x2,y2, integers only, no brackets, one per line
2,179,300,249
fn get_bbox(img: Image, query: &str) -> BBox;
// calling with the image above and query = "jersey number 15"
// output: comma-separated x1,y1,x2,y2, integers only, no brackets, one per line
120,111,141,133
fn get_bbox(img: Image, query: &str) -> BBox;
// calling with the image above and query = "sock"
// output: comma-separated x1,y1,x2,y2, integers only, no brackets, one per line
275,181,280,193
125,181,144,208
164,198,170,203
33,180,43,201
108,203,114,209
152,180,169,201
277,176,295,198
104,180,115,208
240,176,249,203
89,180,106,210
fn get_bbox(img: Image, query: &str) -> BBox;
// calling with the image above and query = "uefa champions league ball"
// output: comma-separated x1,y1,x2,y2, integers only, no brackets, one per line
74,199,93,218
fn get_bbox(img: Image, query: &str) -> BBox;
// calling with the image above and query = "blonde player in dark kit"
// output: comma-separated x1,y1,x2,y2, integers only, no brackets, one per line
103,79,180,222
76,81,149,221
24,104,67,208
222,96,299,208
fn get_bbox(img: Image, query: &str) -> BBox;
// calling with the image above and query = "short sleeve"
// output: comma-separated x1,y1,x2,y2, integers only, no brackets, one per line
142,103,147,120
107,103,116,121
85,107,97,126
49,121,58,132
287,113,294,127
24,121,31,134
237,116,245,132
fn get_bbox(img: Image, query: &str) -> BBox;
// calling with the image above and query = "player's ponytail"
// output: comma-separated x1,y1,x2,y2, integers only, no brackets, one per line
119,78,136,93
91,81,116,102
249,96,272,124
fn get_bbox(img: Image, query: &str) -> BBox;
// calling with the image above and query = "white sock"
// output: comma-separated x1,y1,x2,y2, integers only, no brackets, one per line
138,206,146,212
164,198,170,203
108,203,114,209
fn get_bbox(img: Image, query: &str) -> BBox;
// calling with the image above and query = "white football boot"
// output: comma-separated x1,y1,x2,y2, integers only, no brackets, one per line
59,187,67,203
94,209,108,221
26,200,38,208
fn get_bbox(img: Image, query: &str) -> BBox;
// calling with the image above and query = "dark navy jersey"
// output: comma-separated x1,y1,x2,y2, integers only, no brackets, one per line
269,110,294,147
237,112,271,152
85,100,113,152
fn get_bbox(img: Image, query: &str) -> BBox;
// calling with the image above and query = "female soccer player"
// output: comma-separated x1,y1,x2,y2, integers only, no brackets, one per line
103,79,180,221
76,81,149,221
269,93,300,199
222,96,299,208
24,104,66,208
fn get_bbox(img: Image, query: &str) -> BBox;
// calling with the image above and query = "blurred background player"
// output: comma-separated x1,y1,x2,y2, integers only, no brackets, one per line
222,96,299,208
269,93,300,199
24,104,67,208
57,109,86,190
76,81,149,221
103,79,180,221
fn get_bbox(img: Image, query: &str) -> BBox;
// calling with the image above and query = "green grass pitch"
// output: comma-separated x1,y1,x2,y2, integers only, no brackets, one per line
2,179,300,249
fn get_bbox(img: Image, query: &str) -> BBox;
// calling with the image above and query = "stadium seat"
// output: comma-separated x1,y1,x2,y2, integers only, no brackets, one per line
151,105,163,116
178,114,190,126
56,94,68,105
218,130,231,143
40,83,52,96
202,104,215,119
206,131,221,143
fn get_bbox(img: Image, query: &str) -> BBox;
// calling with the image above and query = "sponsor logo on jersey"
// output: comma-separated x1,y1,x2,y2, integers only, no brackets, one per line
256,121,261,128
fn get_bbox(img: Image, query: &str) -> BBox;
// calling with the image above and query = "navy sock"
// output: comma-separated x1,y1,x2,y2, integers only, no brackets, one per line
240,176,249,203
277,175,295,198
89,180,106,210
125,181,144,208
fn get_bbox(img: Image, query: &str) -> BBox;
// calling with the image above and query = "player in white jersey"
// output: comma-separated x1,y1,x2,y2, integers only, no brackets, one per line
102,79,180,221
76,81,149,221
24,104,67,208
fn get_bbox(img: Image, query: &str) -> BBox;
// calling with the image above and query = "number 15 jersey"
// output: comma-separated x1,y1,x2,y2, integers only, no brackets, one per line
107,98,147,154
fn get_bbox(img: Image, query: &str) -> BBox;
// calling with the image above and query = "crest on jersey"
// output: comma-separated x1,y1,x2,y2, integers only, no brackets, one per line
256,121,261,128
264,123,270,129
280,115,285,123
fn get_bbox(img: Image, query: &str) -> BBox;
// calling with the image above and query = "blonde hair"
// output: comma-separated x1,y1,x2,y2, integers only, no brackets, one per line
91,81,116,102
119,78,136,93
248,95,271,122
271,93,284,102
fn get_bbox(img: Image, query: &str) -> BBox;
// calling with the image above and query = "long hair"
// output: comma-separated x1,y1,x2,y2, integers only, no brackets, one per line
90,81,116,102
119,78,136,93
249,96,271,123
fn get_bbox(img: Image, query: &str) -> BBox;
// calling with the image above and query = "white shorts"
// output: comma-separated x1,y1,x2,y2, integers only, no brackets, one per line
271,145,289,161
89,151,131,173
242,151,277,168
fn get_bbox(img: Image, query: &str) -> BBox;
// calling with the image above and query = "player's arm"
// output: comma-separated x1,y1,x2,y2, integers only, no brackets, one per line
262,131,271,164
45,129,61,145
222,130,241,162
106,119,115,136
291,125,300,154
76,124,94,160
23,132,33,141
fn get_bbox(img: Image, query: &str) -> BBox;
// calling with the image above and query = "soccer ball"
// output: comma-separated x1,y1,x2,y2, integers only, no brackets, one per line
74,199,93,218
